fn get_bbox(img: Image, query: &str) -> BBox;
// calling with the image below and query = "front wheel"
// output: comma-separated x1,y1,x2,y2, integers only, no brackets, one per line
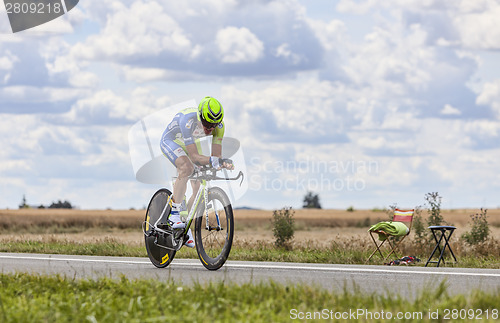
194,187,234,270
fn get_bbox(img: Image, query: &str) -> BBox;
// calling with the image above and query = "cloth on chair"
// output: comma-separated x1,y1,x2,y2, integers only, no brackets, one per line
366,209,414,263
369,221,409,241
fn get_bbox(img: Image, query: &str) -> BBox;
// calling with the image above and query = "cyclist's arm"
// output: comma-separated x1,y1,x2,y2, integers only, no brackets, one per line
210,122,233,169
186,144,229,169
185,143,210,166
211,143,222,158
211,122,224,159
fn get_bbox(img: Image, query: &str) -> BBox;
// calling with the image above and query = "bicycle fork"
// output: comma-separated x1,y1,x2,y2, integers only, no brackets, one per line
196,180,222,232
203,184,223,232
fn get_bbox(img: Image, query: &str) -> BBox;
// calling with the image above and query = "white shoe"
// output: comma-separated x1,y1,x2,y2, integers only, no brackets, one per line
168,211,186,229
184,229,195,248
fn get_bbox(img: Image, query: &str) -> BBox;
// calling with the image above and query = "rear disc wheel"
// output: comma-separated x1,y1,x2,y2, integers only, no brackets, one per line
144,189,176,268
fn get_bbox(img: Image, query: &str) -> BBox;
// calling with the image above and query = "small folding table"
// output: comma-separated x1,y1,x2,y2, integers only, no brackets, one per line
425,225,457,267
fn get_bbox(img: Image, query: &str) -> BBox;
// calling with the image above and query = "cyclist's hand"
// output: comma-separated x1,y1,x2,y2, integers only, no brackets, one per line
209,157,234,170
221,158,234,170
209,156,222,169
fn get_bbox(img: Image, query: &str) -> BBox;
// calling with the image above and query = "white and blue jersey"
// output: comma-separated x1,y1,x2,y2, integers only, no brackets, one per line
160,107,224,164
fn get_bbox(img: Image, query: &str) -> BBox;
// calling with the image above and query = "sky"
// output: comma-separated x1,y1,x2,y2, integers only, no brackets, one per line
1,0,500,210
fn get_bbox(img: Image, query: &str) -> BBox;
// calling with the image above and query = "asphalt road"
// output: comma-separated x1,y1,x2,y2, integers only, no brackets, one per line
1,252,499,299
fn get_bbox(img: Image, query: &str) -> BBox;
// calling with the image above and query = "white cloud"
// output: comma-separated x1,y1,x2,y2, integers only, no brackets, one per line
453,4,500,50
73,1,194,61
307,19,346,52
441,104,461,116
336,0,378,14
0,36,96,115
325,5,482,120
55,88,171,125
222,78,351,145
476,80,500,118
0,114,40,157
216,26,264,63
43,38,99,89
70,0,322,78
273,43,302,65
119,66,169,83
0,86,75,102
338,0,500,50
2,0,500,210
464,120,499,138
0,51,17,70
0,50,18,84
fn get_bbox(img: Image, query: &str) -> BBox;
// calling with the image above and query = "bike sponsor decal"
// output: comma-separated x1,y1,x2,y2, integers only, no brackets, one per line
161,253,169,264
4,0,80,33
145,215,150,231
199,254,208,266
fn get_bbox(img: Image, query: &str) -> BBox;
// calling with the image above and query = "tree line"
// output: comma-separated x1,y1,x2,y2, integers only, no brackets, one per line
19,195,74,209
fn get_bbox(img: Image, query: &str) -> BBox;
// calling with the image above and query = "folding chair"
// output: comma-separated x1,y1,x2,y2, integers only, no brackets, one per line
366,209,414,263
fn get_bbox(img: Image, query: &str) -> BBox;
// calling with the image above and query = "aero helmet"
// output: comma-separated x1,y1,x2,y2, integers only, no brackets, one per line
198,96,224,128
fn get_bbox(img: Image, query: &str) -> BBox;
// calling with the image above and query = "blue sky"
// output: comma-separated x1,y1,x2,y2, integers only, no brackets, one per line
1,0,500,210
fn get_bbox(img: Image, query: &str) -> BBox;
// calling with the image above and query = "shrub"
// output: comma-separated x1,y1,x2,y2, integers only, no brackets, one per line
462,208,490,245
411,206,426,249
385,203,397,221
419,192,449,248
425,192,444,227
271,207,295,249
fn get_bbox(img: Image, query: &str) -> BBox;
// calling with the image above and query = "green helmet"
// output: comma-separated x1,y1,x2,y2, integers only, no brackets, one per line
198,96,224,127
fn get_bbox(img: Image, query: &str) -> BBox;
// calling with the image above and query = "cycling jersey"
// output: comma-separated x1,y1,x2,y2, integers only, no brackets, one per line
160,107,224,164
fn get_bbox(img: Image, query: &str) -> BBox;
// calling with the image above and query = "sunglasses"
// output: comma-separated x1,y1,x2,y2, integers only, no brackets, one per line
201,118,219,129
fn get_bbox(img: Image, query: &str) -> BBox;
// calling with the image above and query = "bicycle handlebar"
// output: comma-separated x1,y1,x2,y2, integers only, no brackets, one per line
189,166,244,186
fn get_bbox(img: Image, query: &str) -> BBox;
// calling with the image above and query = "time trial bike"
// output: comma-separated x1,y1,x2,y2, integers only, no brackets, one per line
142,166,243,270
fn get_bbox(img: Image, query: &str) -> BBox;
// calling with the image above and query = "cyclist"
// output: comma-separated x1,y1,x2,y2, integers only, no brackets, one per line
160,96,234,247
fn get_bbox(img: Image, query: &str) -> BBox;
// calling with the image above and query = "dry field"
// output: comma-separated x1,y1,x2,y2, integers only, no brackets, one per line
1,208,499,251
235,208,500,249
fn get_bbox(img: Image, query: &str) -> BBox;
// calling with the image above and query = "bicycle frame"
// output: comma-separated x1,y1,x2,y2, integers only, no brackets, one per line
152,194,173,230
146,168,242,247
150,178,218,237
144,167,243,269
183,178,219,234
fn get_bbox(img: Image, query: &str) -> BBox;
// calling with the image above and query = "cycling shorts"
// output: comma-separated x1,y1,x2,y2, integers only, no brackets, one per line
160,138,203,165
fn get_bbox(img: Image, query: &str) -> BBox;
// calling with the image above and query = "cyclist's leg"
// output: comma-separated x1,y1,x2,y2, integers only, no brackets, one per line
159,139,191,229
186,138,203,211
187,180,201,211
173,157,193,204
160,139,194,204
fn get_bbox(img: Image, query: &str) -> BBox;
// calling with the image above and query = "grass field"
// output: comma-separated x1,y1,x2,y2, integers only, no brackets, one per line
0,208,499,322
0,208,499,267
0,272,499,322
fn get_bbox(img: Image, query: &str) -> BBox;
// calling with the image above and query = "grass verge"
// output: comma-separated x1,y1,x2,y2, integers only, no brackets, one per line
0,272,498,322
1,238,499,268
